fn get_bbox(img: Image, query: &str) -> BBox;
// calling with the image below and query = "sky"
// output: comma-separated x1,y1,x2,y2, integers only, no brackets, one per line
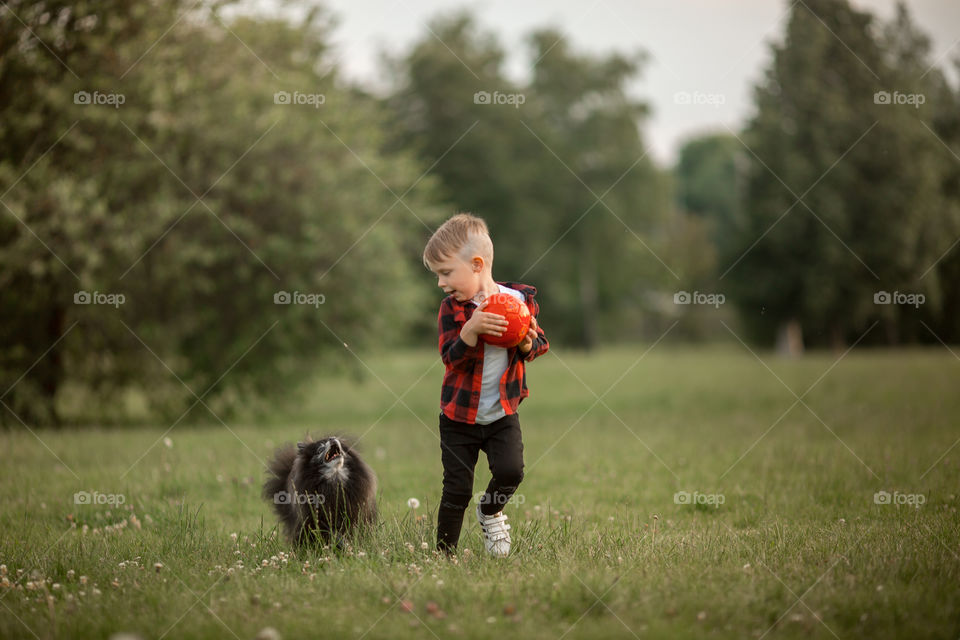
257,0,960,165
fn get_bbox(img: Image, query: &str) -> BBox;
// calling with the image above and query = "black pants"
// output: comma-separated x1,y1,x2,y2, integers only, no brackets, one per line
436,411,525,552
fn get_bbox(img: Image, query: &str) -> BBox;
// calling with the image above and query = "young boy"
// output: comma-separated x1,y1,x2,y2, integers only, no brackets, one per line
422,213,549,557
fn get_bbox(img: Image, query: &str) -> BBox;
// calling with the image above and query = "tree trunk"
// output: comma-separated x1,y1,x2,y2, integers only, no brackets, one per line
579,234,599,350
829,324,846,352
38,301,65,427
775,318,804,357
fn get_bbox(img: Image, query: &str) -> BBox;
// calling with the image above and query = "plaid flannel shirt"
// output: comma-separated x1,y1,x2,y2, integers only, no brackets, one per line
437,281,549,424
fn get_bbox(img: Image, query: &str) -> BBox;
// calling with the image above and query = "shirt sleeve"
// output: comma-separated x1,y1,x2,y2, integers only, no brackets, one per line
438,299,482,370
521,295,549,362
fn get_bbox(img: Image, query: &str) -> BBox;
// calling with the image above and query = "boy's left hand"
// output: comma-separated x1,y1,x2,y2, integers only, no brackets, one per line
517,317,538,354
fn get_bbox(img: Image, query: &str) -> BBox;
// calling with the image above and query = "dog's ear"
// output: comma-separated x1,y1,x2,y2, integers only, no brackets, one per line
297,442,307,453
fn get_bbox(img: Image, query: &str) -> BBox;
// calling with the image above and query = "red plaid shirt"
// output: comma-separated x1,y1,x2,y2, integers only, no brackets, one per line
437,281,549,424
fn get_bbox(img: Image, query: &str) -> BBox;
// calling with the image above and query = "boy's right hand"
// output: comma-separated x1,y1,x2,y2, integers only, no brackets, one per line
460,299,509,347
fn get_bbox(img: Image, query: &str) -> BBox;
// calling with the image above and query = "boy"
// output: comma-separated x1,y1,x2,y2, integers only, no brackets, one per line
422,213,549,557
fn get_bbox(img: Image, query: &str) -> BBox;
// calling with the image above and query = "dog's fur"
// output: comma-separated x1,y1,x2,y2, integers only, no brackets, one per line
262,435,377,547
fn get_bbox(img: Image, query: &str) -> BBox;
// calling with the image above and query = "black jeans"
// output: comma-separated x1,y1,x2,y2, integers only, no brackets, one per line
436,411,525,552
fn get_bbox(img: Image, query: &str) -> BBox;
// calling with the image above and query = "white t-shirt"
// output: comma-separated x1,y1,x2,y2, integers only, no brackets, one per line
473,284,525,425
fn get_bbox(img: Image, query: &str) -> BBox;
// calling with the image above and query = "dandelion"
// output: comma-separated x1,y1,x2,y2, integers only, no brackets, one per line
255,626,282,640
407,498,420,509
163,437,173,448
420,542,429,550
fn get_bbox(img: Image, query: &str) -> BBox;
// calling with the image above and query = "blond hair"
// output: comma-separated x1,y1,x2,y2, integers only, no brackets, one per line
423,213,494,269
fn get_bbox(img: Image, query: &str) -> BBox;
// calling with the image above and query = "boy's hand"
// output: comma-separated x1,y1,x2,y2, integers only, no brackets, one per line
460,299,509,347
517,317,539,354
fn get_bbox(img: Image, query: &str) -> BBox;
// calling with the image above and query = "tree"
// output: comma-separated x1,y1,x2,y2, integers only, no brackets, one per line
0,0,442,425
728,0,956,347
385,15,665,347
675,133,745,264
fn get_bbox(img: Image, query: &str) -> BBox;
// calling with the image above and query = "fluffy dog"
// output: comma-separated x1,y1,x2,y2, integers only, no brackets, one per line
263,435,377,547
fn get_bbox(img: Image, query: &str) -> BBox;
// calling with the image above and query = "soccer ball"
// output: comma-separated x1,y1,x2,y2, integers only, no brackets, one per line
480,293,531,348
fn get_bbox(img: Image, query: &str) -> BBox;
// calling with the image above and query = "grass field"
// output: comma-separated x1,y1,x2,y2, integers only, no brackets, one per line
2,344,959,639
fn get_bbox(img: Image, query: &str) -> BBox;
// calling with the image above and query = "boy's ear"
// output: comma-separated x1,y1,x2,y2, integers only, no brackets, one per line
472,256,484,272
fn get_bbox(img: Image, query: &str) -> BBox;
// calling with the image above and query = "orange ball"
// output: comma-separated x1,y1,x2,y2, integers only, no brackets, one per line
479,293,532,348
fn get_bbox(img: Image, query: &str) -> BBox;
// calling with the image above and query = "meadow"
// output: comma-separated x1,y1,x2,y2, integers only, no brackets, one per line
1,344,958,639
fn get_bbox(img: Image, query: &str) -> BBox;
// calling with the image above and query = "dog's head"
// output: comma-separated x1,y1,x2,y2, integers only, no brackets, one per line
297,436,349,480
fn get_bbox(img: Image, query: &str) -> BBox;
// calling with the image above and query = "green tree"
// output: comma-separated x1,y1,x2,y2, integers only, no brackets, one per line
926,55,960,343
385,15,665,347
523,29,665,348
0,0,442,425
675,133,744,268
728,0,956,347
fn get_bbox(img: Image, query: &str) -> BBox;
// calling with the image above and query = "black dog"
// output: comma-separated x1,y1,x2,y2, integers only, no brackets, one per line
263,436,377,547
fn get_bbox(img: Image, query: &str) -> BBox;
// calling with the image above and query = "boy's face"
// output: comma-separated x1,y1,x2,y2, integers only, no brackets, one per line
429,252,483,302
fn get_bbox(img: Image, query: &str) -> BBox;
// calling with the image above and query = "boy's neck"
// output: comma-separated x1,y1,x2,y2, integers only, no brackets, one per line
473,275,499,302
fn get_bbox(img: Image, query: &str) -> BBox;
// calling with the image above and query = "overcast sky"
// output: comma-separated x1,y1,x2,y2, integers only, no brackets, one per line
282,0,959,165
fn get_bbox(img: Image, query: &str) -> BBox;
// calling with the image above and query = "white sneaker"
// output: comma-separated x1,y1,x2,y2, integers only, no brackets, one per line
476,504,511,557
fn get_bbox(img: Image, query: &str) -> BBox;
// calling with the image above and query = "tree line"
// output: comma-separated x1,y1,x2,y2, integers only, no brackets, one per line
1,0,957,425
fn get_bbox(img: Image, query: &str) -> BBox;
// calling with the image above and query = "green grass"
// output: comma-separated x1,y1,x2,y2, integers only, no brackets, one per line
2,345,959,639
